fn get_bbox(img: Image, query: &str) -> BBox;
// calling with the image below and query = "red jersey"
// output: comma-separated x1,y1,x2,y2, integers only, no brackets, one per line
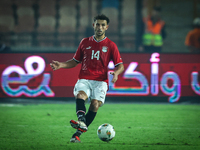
73,35,123,83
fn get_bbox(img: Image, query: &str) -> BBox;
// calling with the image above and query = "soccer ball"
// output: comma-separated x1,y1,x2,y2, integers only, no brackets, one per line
97,123,115,142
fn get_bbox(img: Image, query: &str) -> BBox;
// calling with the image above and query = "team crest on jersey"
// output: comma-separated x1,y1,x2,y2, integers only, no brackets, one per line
102,46,108,52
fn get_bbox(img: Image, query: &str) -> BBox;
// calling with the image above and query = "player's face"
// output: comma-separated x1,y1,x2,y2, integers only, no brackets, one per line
93,20,108,37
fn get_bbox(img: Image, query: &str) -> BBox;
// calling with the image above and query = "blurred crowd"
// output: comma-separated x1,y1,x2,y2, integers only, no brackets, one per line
0,0,199,53
185,17,200,53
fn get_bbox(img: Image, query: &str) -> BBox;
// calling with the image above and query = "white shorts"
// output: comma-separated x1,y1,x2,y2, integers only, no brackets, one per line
73,79,108,106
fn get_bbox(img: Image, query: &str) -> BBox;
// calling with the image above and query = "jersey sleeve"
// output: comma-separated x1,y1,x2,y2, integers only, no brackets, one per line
111,42,123,66
73,39,84,63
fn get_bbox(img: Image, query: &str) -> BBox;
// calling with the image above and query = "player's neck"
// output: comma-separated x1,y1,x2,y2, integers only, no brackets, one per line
94,34,105,41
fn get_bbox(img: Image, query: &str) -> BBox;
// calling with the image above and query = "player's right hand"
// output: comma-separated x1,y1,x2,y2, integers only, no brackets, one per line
50,60,61,71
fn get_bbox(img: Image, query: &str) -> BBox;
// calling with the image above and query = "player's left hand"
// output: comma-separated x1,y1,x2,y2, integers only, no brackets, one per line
110,72,118,83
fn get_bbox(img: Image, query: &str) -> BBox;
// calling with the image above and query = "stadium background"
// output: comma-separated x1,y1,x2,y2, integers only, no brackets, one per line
0,0,200,103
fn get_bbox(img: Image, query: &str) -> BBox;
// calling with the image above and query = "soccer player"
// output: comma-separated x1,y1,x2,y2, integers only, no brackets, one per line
50,14,124,143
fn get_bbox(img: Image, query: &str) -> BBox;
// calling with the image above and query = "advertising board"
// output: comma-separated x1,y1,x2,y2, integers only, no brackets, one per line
0,53,199,102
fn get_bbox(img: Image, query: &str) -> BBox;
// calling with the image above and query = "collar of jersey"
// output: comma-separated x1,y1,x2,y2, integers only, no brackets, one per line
93,35,107,42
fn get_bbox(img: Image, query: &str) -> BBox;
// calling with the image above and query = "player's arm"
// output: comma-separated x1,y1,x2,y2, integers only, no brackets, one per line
50,59,78,71
110,63,124,83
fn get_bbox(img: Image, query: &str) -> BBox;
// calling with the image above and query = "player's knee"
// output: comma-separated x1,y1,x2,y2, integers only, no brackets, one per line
76,91,88,100
90,100,101,112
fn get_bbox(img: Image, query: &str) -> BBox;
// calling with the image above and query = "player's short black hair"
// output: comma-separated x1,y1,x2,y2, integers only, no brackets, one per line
94,14,110,24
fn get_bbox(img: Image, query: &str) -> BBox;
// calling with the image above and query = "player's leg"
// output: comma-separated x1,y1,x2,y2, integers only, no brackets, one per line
85,80,107,127
75,91,88,123
71,99,102,143
85,99,102,127
70,80,91,131
70,80,91,143
71,80,107,143
70,90,88,132
70,91,88,143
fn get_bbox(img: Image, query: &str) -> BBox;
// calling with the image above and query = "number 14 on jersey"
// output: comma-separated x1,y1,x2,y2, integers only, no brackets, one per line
91,50,100,60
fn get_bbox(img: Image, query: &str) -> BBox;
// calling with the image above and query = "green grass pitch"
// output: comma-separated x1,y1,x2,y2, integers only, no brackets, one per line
0,102,199,150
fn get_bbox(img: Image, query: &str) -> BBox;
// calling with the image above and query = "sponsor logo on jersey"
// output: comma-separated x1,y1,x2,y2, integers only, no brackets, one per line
102,46,108,52
86,46,91,49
